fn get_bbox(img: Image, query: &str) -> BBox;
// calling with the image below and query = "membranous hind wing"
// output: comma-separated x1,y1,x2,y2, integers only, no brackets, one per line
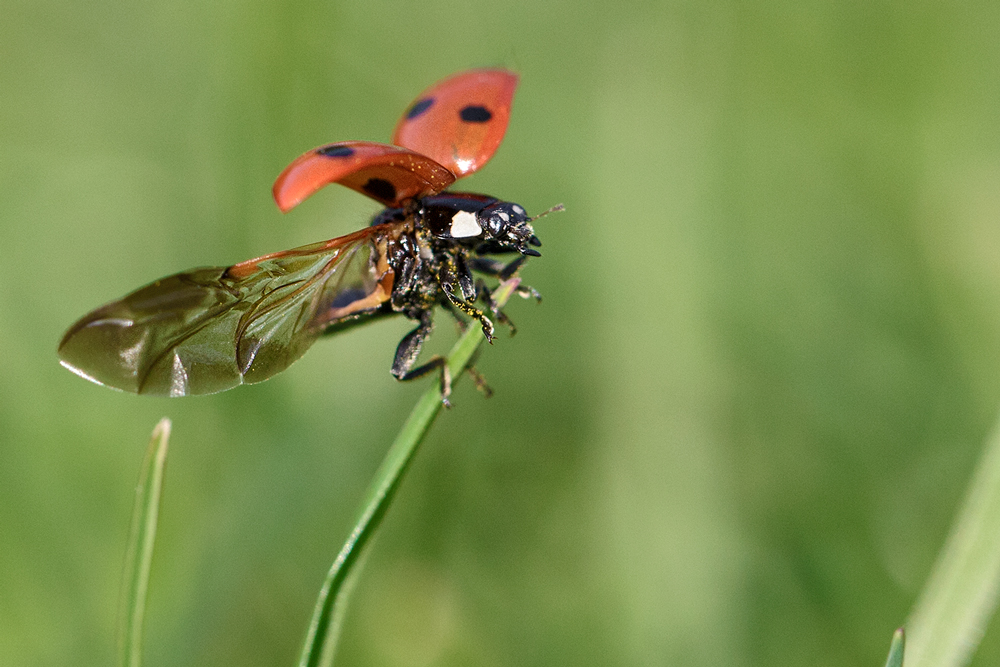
58,225,400,396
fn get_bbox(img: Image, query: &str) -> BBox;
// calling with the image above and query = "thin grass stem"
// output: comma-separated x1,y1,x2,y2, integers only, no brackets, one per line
905,412,1000,667
118,418,171,667
298,278,523,667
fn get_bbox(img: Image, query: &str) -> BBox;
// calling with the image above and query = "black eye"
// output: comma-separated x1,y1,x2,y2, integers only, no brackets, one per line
486,215,504,236
479,208,505,236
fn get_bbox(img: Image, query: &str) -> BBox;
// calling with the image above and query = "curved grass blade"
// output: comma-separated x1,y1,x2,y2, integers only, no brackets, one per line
883,628,904,667
298,278,523,667
118,418,171,667
905,412,1000,667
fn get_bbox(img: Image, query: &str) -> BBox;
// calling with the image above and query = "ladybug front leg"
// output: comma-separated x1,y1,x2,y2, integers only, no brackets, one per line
472,277,541,338
441,289,495,342
474,279,517,336
468,256,525,280
438,254,495,341
468,256,542,301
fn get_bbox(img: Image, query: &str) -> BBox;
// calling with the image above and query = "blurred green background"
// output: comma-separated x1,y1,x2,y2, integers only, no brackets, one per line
4,0,1000,665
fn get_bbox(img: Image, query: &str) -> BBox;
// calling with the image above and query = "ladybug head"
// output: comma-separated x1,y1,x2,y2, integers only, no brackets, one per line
478,201,540,256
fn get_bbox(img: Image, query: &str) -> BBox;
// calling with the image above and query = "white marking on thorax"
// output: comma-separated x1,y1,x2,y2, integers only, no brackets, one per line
450,210,482,238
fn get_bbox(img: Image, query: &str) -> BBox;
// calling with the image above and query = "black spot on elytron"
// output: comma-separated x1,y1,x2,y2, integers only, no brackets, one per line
362,178,397,202
459,105,492,123
318,145,355,158
406,98,434,119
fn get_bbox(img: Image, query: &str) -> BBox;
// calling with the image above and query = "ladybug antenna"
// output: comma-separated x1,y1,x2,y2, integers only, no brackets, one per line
529,203,565,223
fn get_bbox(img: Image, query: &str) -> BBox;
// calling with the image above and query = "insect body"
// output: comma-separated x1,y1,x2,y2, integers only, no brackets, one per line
58,69,541,398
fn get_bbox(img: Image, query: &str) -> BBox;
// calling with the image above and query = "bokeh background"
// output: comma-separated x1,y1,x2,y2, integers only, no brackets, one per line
5,1,1000,665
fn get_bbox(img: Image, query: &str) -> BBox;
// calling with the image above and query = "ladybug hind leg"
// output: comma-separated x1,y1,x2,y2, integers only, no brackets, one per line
391,310,453,406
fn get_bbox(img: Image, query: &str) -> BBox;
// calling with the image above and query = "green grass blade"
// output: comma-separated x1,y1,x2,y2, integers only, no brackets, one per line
298,278,524,667
118,418,171,667
883,628,904,667
905,413,1000,667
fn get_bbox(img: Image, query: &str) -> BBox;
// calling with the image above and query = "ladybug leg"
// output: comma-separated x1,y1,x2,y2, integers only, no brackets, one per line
468,256,528,280
468,257,542,303
514,283,542,302
454,254,476,300
498,258,543,302
441,301,468,334
437,301,494,398
465,348,494,398
475,279,517,337
391,253,419,310
441,300,474,336
467,367,493,397
468,257,510,277
473,277,541,337
440,254,476,301
438,254,494,339
437,267,494,342
498,256,527,280
391,311,453,406
443,291,494,342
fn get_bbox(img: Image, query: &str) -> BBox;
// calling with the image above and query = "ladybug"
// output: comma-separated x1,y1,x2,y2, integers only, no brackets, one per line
58,68,550,400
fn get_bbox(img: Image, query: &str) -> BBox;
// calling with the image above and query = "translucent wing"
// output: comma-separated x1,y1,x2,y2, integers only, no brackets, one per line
58,225,400,396
272,141,455,212
391,68,519,178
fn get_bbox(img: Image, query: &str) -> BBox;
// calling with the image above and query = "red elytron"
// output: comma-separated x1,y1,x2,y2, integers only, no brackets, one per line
59,69,545,399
